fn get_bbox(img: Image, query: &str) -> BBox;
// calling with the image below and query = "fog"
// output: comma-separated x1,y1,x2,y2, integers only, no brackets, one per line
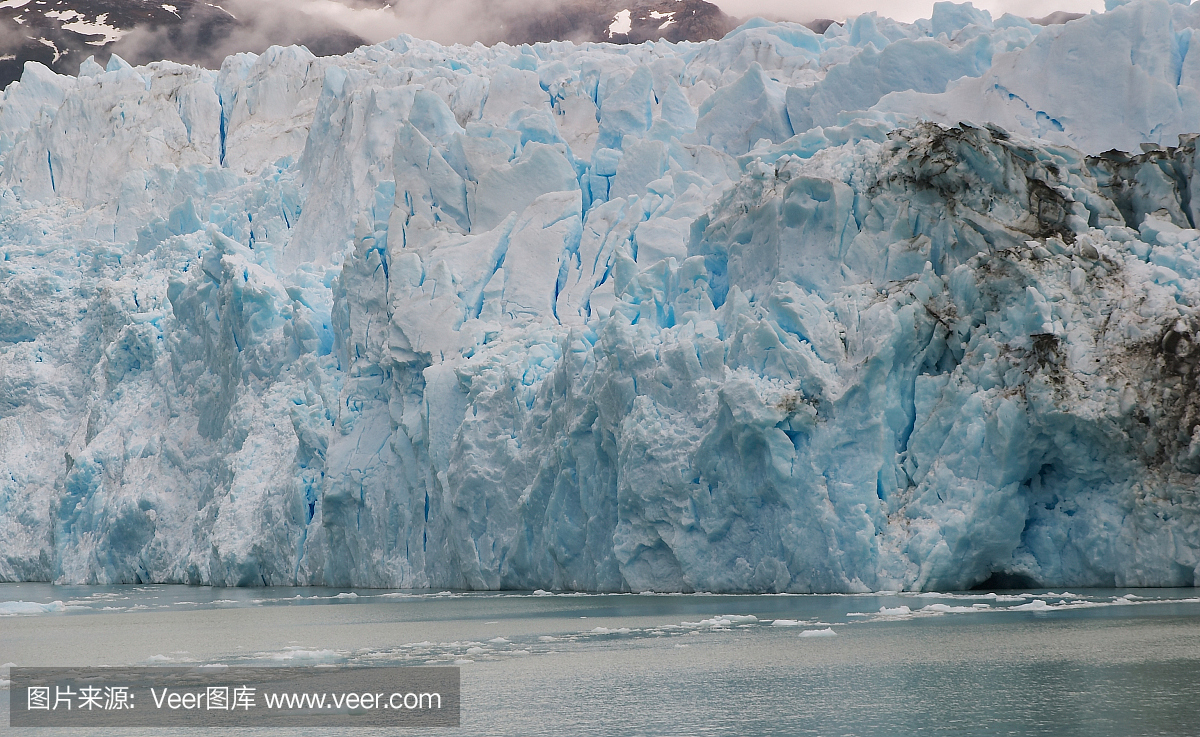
710,0,1106,23
107,0,605,68
89,0,1113,71
239,0,1110,43
112,0,1113,68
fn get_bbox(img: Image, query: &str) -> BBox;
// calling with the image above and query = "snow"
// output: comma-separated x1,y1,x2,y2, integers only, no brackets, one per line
36,38,63,63
650,11,676,30
1,1,1200,593
45,11,128,46
609,9,633,37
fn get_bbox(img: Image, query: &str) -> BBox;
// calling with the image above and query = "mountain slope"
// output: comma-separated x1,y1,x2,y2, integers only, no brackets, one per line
0,0,736,90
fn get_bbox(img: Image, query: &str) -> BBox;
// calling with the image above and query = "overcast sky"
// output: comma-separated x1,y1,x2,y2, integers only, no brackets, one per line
712,0,1108,22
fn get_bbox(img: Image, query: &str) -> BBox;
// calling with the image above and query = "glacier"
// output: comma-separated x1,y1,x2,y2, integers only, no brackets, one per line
2,1,1200,592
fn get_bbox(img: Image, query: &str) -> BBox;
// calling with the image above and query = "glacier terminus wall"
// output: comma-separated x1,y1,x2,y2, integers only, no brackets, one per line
3,0,1200,592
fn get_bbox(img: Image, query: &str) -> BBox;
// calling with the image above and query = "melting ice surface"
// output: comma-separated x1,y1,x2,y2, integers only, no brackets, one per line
4,1,1200,592
2,584,1200,736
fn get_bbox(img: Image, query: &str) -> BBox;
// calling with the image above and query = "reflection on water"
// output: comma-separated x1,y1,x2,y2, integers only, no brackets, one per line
2,584,1199,736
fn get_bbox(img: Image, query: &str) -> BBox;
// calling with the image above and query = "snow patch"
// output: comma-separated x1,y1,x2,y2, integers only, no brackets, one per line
608,9,632,36
46,11,127,45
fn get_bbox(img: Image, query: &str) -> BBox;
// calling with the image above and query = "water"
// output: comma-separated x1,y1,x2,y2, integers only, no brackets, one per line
2,585,1199,736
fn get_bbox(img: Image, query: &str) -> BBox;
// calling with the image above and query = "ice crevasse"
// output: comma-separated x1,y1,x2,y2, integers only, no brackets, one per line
2,0,1200,591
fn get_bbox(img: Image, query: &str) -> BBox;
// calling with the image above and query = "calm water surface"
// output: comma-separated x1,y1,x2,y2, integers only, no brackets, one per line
2,584,1198,736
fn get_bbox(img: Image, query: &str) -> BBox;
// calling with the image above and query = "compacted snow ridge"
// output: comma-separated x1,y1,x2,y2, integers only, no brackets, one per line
2,1,1200,592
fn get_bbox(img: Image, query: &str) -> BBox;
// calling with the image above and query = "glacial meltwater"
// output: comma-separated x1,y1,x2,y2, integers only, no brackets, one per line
2,585,1199,736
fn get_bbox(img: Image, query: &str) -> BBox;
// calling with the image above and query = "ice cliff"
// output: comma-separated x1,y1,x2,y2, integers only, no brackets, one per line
3,1,1200,592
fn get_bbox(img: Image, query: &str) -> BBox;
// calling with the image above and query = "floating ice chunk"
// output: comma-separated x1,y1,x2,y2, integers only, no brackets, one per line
921,603,989,613
682,615,759,628
0,601,65,615
879,606,912,616
1009,599,1053,611
798,628,837,638
268,649,342,661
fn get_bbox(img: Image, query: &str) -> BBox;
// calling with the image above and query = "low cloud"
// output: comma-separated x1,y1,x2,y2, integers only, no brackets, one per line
277,0,559,45
709,0,1106,24
104,0,1110,73
109,1,365,70
0,15,32,54
109,0,575,70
